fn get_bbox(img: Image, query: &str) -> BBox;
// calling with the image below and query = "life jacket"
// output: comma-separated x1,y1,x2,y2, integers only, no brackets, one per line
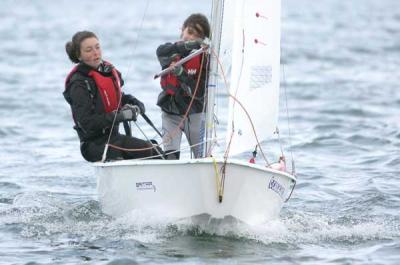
160,53,202,96
65,61,122,113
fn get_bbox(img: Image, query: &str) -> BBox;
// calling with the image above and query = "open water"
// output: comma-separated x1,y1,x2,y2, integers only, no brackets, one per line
1,0,399,264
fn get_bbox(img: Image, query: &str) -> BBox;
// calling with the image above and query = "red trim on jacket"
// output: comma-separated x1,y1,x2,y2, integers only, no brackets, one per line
160,53,202,96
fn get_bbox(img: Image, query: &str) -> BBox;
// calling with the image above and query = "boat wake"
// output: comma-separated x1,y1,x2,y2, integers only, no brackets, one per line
1,192,398,248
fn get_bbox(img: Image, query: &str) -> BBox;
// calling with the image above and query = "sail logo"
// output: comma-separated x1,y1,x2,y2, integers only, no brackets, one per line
268,177,285,198
250,65,272,90
136,182,156,192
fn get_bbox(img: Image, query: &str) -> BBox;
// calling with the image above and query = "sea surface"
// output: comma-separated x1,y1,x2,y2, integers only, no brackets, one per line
1,0,399,264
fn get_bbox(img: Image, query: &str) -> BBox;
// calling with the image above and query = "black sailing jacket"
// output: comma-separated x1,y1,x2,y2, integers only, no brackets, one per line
63,62,135,142
156,41,209,115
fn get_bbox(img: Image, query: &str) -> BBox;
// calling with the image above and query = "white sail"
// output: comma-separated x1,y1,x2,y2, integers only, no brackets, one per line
217,0,236,83
224,0,281,155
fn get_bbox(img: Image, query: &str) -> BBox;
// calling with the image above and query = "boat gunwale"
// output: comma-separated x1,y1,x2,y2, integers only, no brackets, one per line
93,157,297,182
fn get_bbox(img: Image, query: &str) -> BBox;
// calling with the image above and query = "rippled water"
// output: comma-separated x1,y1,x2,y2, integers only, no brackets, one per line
1,0,399,264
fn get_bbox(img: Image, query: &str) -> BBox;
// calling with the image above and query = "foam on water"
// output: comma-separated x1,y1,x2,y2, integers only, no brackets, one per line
2,191,398,245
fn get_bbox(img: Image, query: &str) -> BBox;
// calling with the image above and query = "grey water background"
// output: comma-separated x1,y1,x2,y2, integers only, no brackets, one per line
1,0,399,264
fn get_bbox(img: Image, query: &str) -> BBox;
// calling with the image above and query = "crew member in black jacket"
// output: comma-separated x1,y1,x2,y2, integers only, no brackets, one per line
156,13,210,159
64,31,160,162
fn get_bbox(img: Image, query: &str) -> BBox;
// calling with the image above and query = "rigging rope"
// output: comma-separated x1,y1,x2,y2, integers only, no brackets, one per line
223,28,246,164
212,157,224,202
124,0,151,78
105,51,207,157
101,0,290,168
101,0,152,162
282,63,296,174
133,121,165,159
210,48,270,166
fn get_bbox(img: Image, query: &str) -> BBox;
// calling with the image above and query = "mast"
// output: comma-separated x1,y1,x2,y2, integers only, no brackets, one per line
205,0,224,156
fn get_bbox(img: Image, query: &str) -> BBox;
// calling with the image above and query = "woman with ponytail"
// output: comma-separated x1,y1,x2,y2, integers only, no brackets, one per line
64,31,161,162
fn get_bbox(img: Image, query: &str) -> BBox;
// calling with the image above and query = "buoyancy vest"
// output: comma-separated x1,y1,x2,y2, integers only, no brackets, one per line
88,69,121,113
65,61,122,113
160,53,202,96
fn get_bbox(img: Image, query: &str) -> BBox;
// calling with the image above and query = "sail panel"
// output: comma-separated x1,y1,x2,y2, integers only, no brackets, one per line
225,0,281,155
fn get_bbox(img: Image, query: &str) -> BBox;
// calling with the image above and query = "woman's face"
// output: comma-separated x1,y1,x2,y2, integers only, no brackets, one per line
79,37,102,68
181,26,202,41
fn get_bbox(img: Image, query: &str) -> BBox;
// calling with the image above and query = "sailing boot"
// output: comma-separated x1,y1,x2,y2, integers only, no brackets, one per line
165,150,180,160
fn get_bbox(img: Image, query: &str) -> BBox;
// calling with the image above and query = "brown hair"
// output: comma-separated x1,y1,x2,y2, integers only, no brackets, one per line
65,31,98,63
182,13,210,39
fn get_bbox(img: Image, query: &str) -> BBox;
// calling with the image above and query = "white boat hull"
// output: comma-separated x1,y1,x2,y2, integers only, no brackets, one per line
94,158,296,225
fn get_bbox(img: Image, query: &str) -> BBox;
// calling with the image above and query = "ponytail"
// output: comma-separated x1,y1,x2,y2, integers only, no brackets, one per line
65,31,98,63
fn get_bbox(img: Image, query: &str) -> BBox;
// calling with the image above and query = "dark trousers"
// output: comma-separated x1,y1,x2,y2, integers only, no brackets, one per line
81,133,158,162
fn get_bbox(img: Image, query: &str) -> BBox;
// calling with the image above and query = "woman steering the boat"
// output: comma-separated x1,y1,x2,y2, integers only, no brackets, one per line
156,13,210,159
64,31,159,162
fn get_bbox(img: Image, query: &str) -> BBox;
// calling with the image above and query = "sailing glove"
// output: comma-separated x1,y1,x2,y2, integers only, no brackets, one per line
124,95,146,114
176,39,203,53
116,104,139,122
183,40,202,51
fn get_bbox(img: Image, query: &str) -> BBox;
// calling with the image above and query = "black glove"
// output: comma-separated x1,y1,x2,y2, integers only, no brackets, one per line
116,104,139,122
183,40,202,51
124,95,145,114
176,39,202,53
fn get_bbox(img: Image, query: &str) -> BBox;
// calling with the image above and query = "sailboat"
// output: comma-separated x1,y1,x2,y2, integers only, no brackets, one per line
94,0,297,226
